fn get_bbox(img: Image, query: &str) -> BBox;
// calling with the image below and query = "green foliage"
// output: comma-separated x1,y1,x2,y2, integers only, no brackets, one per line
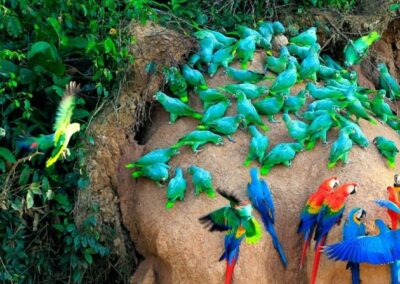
0,0,155,283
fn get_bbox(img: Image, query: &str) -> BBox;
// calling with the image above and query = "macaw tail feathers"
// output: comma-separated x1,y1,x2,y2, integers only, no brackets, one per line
265,222,288,267
306,140,316,151
348,262,360,284
45,145,66,168
245,218,263,244
225,259,237,284
197,124,208,130
300,230,312,269
390,260,400,284
192,112,203,120
387,158,396,169
311,235,327,284
165,200,175,209
260,165,271,176
327,161,336,169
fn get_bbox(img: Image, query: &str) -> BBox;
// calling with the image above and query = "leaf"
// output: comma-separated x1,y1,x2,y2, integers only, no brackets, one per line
6,16,22,37
18,68,34,84
26,190,34,209
0,147,16,163
84,253,93,264
19,166,31,186
104,37,116,54
47,17,62,40
28,42,53,59
72,109,90,120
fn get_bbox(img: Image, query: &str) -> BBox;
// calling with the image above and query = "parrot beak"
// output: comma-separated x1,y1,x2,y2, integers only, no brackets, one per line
394,174,400,187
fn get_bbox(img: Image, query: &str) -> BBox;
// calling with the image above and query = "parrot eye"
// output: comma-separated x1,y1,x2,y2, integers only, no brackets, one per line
348,185,357,194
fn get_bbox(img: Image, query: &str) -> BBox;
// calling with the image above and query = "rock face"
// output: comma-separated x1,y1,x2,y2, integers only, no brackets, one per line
120,52,400,283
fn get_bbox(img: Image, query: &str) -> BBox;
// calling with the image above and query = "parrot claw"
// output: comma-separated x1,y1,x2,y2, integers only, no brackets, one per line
194,149,203,154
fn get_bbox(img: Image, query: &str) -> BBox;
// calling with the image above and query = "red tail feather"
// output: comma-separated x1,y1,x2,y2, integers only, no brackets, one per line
225,259,237,284
310,235,326,284
300,238,310,269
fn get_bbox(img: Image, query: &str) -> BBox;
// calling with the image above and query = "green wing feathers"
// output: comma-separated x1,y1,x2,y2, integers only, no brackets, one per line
244,217,263,244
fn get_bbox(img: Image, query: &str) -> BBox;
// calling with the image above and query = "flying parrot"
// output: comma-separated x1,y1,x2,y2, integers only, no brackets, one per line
297,176,339,268
343,31,381,67
375,186,400,230
311,182,358,284
166,167,187,208
247,167,288,267
244,125,269,166
17,134,55,152
199,189,262,284
373,136,399,168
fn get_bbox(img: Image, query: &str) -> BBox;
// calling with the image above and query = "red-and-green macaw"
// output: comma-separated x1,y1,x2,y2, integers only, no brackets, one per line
17,82,80,167
311,182,358,284
297,176,339,268
383,186,400,229
46,82,80,167
199,189,262,284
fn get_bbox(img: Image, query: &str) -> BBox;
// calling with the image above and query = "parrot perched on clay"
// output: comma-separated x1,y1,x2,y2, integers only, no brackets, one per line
244,126,269,166
197,114,245,141
125,147,179,169
188,53,202,69
163,66,189,102
311,182,358,284
378,63,400,99
306,110,338,150
199,189,262,284
201,100,231,124
235,91,269,131
166,167,187,208
317,65,341,81
370,89,394,123
321,54,344,71
253,93,286,122
247,168,288,267
287,44,309,60
342,208,367,284
297,176,339,268
306,82,344,100
225,66,267,83
221,83,268,100
187,165,216,197
131,162,169,184
44,81,81,168
269,57,298,94
173,130,224,153
260,142,304,175
194,29,237,46
282,113,309,145
343,87,377,125
373,136,399,168
197,88,228,109
265,46,290,74
198,37,220,64
343,31,381,67
290,27,317,47
327,126,355,168
237,36,257,69
299,43,320,81
182,64,208,90
154,91,202,123
375,187,400,230
307,98,346,112
208,45,237,77
282,89,308,117
336,115,369,148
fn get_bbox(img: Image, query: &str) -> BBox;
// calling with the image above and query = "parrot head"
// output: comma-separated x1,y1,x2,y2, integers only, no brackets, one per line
282,113,290,123
394,174,400,187
153,91,165,102
386,186,397,199
236,114,246,124
333,71,341,79
341,126,355,136
377,63,388,73
249,167,259,182
319,176,339,192
350,207,367,224
235,203,253,219
372,136,383,145
377,89,386,98
337,182,358,196
374,219,390,233
348,71,358,82
273,21,285,34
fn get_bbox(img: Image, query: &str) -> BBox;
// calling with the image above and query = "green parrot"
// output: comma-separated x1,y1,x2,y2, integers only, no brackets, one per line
327,126,355,169
187,165,216,197
163,66,189,103
166,167,187,208
154,91,202,123
299,43,320,81
188,53,201,68
373,136,399,168
269,57,297,94
378,63,400,99
265,46,290,74
343,87,377,125
317,65,341,81
306,110,337,150
194,29,236,46
125,147,179,169
197,88,228,109
173,130,223,153
17,134,55,152
131,162,169,184
244,125,269,166
306,82,344,100
321,54,344,71
287,44,309,60
208,45,236,77
282,113,309,145
197,114,245,142
46,81,81,168
282,89,308,117
253,93,286,122
370,89,394,123
182,64,208,90
344,31,380,67
387,117,400,134
236,25,262,42
337,115,369,148
302,109,328,121
235,91,269,131
257,22,273,49
341,70,358,85
225,66,267,83
237,36,257,69
199,37,221,64
221,83,268,100
260,142,304,175
307,98,347,112
290,27,317,46
201,100,232,124
259,21,285,36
